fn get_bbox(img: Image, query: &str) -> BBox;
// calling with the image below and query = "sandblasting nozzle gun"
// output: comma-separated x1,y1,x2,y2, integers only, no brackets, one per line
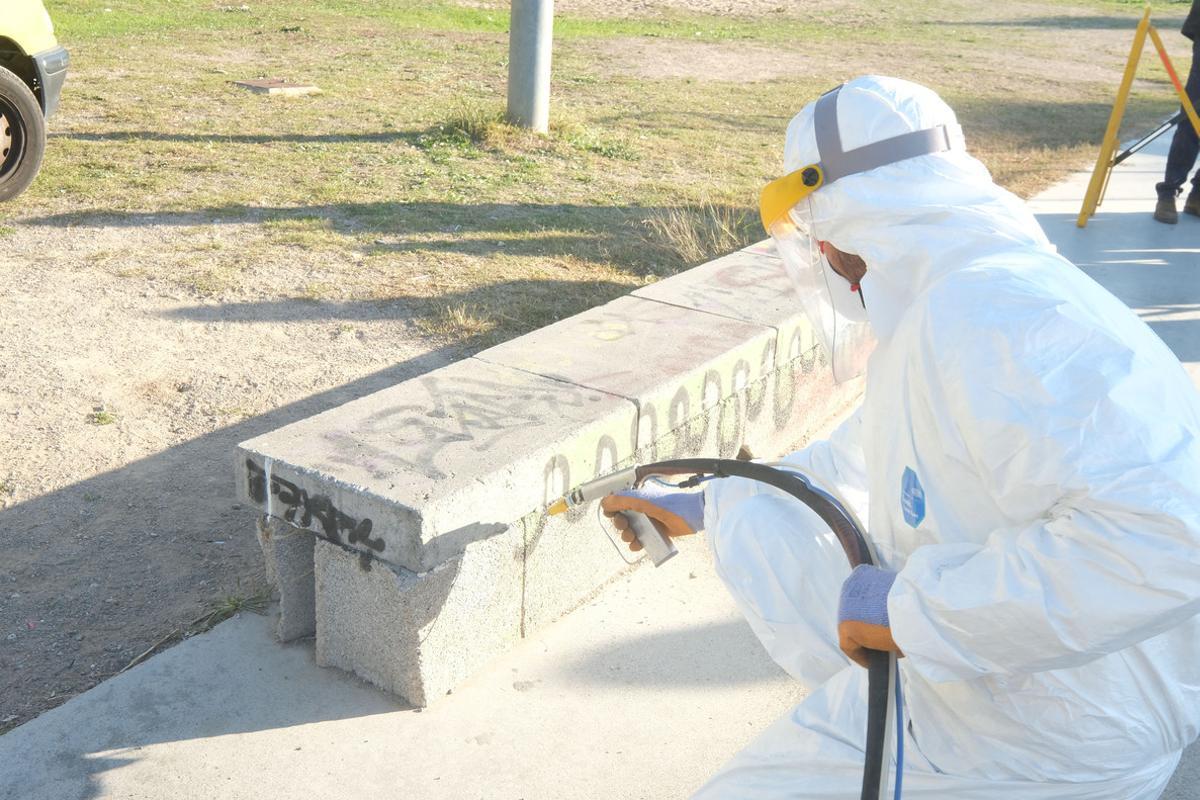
546,466,678,566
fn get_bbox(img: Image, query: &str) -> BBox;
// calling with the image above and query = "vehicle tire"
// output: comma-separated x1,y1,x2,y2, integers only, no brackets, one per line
0,65,46,202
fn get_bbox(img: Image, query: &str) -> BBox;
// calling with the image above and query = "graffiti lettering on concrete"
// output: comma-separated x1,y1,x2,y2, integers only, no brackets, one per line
245,324,827,564
245,459,384,552
320,374,606,482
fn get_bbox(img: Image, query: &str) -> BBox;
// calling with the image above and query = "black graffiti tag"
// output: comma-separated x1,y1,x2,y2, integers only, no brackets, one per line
245,459,383,552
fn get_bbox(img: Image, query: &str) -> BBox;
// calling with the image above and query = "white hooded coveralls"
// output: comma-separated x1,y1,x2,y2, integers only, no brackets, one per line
695,77,1200,799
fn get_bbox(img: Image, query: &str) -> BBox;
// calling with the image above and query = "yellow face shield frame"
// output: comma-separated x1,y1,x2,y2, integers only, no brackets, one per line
758,164,824,233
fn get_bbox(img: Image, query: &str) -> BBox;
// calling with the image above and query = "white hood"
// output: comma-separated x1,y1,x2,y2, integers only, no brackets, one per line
783,76,1058,340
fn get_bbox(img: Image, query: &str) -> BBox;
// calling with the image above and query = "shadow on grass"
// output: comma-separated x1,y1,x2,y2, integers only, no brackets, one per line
930,15,1158,30
20,201,759,277
591,98,1183,158
51,129,432,146
162,277,634,345
591,109,793,133
951,96,1184,148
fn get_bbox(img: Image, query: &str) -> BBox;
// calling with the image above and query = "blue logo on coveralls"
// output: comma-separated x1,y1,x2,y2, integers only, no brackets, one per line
901,467,925,528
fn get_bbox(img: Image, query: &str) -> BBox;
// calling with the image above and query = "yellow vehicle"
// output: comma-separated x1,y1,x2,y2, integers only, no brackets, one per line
0,0,68,201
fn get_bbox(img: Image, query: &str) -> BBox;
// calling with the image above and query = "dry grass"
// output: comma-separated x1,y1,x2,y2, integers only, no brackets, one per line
644,200,759,268
416,302,499,339
118,587,271,675
203,589,271,621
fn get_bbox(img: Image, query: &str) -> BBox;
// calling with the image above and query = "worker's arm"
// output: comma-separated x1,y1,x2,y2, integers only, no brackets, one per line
889,303,1200,682
602,406,868,548
703,404,870,532
600,481,703,549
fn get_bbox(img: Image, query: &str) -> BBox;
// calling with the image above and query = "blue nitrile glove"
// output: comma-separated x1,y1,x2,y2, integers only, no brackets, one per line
837,564,903,667
599,481,704,551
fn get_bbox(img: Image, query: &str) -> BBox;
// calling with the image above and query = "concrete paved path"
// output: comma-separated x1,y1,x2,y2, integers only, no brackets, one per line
1034,137,1200,389
2,137,1199,799
0,539,801,800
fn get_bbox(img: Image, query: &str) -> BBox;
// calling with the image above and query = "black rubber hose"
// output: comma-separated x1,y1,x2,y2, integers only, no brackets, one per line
635,458,891,800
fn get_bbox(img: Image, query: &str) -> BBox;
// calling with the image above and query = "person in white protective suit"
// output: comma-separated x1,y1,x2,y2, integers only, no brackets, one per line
601,75,1200,799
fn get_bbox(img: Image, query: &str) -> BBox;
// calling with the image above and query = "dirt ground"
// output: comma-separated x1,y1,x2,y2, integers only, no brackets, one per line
0,225,462,729
482,0,889,22
0,0,1190,735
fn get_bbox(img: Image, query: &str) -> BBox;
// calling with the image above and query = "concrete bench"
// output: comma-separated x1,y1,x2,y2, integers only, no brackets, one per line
235,241,860,706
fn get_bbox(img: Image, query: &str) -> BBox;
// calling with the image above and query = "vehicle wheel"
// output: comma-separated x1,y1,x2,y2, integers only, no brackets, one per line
0,65,47,202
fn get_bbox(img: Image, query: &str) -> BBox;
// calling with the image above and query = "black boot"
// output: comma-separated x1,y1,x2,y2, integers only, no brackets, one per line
1184,189,1200,218
1155,195,1179,224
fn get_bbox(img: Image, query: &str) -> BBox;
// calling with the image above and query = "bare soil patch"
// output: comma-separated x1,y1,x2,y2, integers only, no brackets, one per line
0,222,459,730
590,29,1132,88
462,0,888,22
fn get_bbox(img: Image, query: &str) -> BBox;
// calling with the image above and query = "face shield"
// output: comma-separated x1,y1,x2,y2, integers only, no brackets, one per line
761,85,958,382
763,175,874,383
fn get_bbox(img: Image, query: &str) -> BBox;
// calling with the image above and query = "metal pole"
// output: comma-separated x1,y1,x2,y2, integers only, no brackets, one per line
507,0,553,133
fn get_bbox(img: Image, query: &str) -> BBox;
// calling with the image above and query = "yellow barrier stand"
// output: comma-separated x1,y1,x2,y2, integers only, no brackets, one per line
1077,5,1200,228
1148,26,1200,139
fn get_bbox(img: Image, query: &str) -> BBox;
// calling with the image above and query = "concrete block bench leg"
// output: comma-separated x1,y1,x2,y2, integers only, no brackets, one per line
314,528,523,707
256,515,316,642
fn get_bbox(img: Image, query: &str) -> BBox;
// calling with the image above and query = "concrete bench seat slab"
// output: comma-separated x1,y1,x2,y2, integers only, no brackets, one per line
633,246,817,367
237,358,638,573
476,294,778,449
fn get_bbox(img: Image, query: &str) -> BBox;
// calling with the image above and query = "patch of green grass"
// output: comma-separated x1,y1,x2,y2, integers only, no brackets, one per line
203,589,270,624
0,225,16,237
554,121,639,161
86,410,118,426
262,216,345,248
52,0,891,46
52,2,250,38
442,103,507,145
300,282,334,301
185,270,232,296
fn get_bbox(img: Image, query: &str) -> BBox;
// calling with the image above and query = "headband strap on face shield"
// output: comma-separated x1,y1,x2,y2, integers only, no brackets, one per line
812,87,957,184
758,85,961,233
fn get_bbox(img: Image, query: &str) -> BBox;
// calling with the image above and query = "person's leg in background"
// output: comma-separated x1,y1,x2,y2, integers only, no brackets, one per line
1185,40,1200,216
1156,40,1200,223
